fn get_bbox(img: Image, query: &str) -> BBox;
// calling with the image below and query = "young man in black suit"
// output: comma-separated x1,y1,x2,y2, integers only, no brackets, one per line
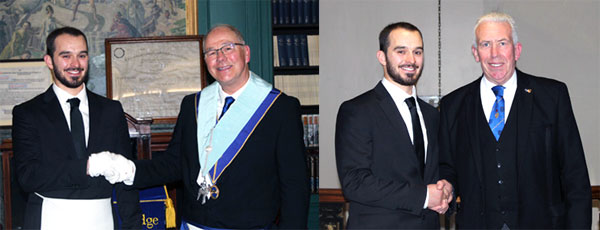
12,27,141,229
91,24,310,229
335,22,451,229
438,12,591,228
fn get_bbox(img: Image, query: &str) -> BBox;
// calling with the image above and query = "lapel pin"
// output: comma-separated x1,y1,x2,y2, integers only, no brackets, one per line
524,88,532,93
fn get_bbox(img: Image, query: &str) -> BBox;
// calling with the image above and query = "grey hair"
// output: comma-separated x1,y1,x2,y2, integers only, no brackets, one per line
203,24,246,49
473,12,518,48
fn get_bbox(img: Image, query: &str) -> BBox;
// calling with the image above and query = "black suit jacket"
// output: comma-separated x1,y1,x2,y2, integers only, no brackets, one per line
335,82,440,229
133,91,310,229
438,69,591,228
12,87,141,229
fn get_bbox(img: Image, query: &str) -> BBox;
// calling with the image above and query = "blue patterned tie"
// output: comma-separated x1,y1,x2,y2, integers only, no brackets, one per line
219,96,235,120
489,86,505,141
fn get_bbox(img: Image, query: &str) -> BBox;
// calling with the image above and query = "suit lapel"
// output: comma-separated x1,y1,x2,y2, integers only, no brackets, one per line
419,99,436,181
514,70,534,166
464,79,485,184
373,82,421,174
373,82,413,146
87,91,103,153
41,87,78,157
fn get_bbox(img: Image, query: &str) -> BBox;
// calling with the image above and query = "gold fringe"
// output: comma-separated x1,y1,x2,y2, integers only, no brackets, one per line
164,185,176,228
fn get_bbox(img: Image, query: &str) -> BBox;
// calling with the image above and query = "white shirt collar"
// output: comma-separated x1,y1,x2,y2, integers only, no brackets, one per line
52,83,90,144
218,75,250,102
381,77,417,100
480,71,517,122
52,83,88,108
381,77,429,160
481,71,517,92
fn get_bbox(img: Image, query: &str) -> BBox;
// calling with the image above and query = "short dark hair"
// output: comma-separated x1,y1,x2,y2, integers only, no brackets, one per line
46,27,88,57
378,22,423,53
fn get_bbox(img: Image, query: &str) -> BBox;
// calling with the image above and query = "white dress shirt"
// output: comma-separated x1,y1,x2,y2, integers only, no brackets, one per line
217,76,249,118
52,83,89,146
381,78,431,208
381,78,429,157
46,84,112,229
480,72,517,123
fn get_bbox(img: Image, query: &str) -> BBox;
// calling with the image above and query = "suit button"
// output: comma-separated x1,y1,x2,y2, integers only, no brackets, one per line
497,163,501,168
480,211,485,216
498,180,503,185
501,211,506,215
496,148,500,152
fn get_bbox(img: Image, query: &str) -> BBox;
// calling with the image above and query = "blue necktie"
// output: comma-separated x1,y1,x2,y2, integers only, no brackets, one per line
489,86,505,141
219,96,235,120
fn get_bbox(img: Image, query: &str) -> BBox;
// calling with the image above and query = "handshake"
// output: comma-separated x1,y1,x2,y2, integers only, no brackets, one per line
427,179,453,214
87,151,136,185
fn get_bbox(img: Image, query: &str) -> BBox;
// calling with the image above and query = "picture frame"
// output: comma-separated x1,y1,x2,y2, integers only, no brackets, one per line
0,0,198,96
0,59,52,126
105,35,207,123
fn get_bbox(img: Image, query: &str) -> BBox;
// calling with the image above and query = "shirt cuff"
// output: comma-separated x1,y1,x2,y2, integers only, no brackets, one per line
423,187,429,209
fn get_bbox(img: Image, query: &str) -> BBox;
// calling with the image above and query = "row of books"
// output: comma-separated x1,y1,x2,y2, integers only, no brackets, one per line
306,152,319,194
302,114,319,148
273,0,319,25
273,35,319,67
274,75,319,106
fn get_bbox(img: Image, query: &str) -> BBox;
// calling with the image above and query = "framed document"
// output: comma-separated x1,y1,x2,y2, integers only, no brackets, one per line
0,60,52,126
105,36,207,123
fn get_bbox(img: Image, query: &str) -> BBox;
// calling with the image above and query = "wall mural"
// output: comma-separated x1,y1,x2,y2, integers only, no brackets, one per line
0,0,188,95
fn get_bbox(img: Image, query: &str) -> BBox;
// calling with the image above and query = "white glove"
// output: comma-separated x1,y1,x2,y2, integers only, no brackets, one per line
105,153,136,185
88,151,136,185
88,151,115,177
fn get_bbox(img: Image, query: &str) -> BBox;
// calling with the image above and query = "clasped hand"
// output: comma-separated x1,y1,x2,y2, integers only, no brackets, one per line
427,179,453,214
87,151,135,185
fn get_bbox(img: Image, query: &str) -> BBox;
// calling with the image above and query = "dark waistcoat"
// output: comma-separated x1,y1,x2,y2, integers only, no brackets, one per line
478,104,519,228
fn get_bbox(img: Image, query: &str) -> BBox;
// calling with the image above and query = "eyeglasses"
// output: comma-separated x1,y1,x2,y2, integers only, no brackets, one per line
204,43,245,59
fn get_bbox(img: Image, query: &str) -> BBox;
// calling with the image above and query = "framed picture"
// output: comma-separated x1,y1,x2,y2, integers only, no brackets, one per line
105,35,207,123
0,0,198,96
0,59,52,126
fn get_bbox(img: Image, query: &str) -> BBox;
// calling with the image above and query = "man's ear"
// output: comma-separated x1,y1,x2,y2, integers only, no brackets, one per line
244,45,250,63
376,50,387,66
471,46,480,63
44,54,54,70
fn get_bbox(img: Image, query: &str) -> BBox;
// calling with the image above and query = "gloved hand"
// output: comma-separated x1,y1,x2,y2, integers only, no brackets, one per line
88,151,136,185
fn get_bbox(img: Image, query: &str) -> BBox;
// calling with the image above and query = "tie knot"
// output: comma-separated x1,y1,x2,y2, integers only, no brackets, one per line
405,97,417,109
67,98,80,108
492,85,505,97
224,96,235,108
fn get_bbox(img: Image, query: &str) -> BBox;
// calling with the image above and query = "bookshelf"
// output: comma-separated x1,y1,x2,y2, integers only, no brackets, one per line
271,0,319,182
272,0,319,107
272,0,319,229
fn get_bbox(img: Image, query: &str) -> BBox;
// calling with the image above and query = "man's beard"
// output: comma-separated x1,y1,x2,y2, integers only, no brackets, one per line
386,59,421,86
53,61,88,89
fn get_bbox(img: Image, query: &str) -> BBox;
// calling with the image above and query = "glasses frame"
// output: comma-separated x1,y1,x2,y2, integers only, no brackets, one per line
203,43,245,59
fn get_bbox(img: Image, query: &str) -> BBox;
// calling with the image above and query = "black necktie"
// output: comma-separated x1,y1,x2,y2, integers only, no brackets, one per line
405,97,425,177
68,98,86,159
219,96,235,120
